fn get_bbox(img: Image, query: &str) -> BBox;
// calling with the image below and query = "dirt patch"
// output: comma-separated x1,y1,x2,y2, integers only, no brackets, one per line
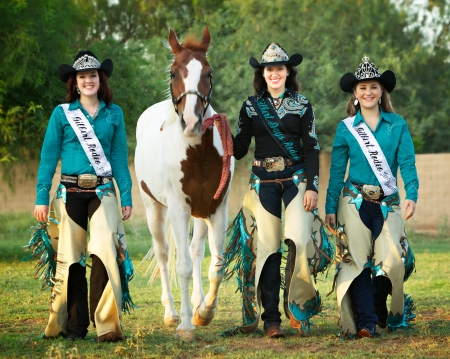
419,310,450,321
21,318,44,325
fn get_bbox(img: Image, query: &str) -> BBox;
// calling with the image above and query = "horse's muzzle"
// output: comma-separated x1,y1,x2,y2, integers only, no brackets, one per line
181,113,203,136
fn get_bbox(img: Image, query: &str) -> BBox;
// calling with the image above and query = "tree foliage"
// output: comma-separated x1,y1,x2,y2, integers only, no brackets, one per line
0,0,89,165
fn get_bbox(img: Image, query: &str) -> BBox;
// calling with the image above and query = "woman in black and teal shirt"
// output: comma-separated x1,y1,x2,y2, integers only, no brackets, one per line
325,57,418,338
224,43,332,339
34,51,134,342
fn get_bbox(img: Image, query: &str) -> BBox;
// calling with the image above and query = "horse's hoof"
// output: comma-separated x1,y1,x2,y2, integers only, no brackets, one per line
164,315,179,325
176,328,195,342
192,306,213,326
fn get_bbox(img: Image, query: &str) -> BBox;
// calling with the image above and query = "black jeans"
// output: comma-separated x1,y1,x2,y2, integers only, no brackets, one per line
349,199,391,332
64,183,109,337
252,162,306,328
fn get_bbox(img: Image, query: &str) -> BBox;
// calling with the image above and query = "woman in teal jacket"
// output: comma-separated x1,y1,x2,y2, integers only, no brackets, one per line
34,50,134,342
325,57,417,338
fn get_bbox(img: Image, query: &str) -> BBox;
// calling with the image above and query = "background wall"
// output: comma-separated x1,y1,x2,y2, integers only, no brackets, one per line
1,153,449,232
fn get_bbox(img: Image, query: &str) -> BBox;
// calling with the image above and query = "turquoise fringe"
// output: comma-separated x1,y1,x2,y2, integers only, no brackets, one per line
403,239,416,282
119,249,137,314
22,222,57,291
311,210,335,276
288,291,322,334
221,210,258,328
387,294,416,331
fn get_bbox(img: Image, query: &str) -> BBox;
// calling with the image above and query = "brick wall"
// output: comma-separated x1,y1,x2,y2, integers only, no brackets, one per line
1,153,448,231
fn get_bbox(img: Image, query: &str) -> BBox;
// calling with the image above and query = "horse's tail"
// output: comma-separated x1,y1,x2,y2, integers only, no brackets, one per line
140,218,178,287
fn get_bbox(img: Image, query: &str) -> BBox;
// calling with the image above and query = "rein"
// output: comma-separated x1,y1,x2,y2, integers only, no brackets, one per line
202,113,233,200
170,77,213,116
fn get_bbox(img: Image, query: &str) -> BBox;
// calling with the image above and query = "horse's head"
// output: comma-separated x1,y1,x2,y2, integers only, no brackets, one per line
168,27,212,136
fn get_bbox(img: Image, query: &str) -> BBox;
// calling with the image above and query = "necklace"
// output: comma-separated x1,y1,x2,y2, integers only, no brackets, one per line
88,108,99,119
272,93,284,107
85,104,99,119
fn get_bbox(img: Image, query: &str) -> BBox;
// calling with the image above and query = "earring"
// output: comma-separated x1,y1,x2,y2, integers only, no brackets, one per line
378,97,381,104
76,87,80,94
354,99,359,106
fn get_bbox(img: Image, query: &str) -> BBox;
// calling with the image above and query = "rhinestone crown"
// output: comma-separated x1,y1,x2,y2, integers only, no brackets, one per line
73,54,101,71
261,43,289,63
355,56,381,80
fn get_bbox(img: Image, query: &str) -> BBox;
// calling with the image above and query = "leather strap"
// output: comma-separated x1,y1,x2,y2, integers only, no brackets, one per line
66,188,97,193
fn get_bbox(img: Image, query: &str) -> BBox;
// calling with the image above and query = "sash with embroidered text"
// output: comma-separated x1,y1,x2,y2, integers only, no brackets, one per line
343,116,397,195
60,104,113,176
249,96,303,163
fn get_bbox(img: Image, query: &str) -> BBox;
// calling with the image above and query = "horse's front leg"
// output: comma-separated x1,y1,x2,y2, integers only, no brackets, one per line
190,218,208,314
168,205,195,341
141,196,179,325
192,204,227,325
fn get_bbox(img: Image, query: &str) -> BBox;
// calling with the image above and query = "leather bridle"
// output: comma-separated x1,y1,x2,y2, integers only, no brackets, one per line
169,75,213,116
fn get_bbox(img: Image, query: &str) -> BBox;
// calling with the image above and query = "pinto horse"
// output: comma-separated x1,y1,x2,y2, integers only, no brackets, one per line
134,27,234,341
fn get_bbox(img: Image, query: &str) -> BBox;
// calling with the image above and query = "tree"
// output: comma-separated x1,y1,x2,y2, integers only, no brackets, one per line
0,0,89,167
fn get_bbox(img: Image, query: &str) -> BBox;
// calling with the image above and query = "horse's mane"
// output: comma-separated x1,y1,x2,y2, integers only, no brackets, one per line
182,34,209,52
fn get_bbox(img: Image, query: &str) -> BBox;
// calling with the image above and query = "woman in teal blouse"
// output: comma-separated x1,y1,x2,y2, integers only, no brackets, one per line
325,57,418,338
34,51,134,342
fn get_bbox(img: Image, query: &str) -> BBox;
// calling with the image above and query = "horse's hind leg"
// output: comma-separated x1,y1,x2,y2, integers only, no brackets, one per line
192,206,227,325
190,218,208,314
144,200,179,325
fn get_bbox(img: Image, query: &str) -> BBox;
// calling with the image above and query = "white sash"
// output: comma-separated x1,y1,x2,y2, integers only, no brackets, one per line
343,116,397,195
60,104,112,176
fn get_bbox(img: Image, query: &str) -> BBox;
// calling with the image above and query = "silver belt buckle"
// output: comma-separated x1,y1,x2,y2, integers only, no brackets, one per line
264,156,285,172
362,184,381,200
78,174,98,188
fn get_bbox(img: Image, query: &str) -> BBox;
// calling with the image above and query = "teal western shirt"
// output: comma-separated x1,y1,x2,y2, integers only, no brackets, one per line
325,109,419,214
36,99,132,207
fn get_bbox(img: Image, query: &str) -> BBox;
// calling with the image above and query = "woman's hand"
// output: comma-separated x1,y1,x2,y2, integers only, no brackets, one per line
122,206,132,220
325,214,336,227
303,190,318,211
34,205,49,223
403,200,416,220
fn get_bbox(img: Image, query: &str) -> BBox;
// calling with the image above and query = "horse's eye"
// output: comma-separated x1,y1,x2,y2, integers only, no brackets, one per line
170,72,175,79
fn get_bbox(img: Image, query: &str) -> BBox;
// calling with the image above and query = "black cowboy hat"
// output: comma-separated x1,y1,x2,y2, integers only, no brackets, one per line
58,50,113,83
340,56,396,93
249,43,303,69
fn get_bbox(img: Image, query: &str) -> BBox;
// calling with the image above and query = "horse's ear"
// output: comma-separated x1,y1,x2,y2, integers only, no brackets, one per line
168,28,183,54
201,27,211,49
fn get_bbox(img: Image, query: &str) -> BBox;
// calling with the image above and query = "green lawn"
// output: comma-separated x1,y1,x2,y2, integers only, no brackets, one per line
0,213,449,358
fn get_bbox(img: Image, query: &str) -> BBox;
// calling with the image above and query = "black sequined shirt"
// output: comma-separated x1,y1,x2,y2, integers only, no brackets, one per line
232,87,320,192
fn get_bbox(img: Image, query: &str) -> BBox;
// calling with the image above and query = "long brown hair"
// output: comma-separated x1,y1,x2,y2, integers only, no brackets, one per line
64,71,113,104
253,65,300,94
345,83,395,116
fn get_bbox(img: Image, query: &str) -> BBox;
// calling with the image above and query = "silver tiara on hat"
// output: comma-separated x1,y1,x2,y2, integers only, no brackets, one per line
73,54,101,71
261,43,289,63
355,56,382,80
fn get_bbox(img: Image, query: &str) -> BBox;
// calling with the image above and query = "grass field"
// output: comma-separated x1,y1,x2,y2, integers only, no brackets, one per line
0,212,449,358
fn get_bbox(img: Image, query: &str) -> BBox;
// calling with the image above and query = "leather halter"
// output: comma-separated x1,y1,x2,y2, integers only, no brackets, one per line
169,75,213,116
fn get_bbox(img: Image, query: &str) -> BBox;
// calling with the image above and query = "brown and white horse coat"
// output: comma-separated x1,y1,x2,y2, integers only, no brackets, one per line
135,27,234,341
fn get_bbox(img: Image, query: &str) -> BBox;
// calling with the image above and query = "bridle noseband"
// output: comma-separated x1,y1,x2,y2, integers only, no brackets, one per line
170,76,213,117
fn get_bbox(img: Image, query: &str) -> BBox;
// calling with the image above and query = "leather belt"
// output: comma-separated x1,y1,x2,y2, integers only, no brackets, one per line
252,158,294,168
66,188,98,193
61,174,113,189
